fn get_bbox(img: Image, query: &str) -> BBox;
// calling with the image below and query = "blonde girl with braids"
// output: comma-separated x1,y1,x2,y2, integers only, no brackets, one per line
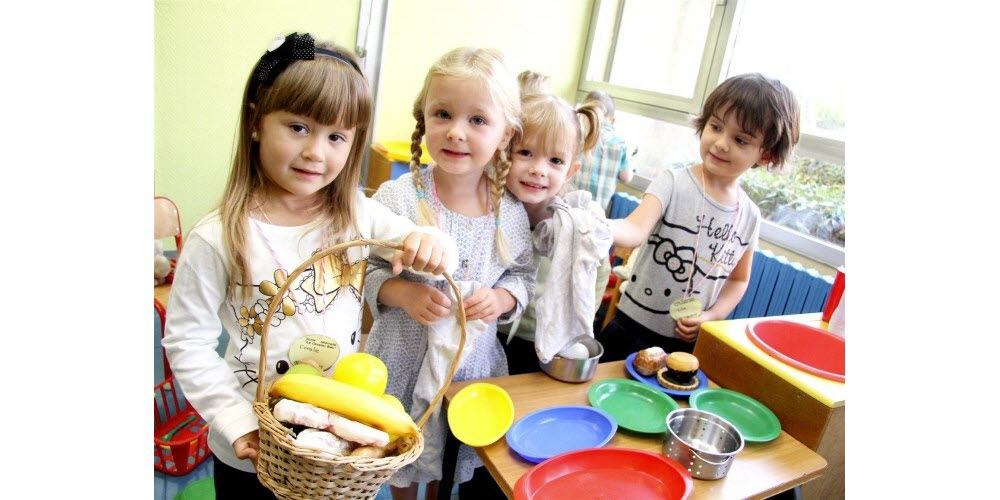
162,33,457,498
363,47,535,499
498,93,614,375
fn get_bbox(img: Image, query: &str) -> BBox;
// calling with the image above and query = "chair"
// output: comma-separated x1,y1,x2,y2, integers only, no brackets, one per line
155,298,171,380
600,245,635,330
155,196,183,283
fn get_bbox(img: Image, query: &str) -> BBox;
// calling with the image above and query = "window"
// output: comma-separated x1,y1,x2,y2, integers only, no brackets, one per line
578,0,845,267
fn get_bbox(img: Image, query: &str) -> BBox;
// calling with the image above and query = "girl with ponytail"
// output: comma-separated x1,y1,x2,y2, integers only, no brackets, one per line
498,92,614,375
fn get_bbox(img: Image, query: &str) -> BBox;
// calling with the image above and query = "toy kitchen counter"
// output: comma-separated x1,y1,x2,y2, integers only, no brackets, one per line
695,313,845,499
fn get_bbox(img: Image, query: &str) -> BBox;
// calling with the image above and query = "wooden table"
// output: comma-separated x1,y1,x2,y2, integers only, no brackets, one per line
442,361,827,499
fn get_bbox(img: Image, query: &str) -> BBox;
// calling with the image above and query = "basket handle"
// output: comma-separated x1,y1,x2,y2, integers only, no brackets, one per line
253,238,467,431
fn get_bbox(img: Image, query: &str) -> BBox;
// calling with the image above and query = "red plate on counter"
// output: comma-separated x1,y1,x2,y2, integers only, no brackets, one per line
513,448,693,500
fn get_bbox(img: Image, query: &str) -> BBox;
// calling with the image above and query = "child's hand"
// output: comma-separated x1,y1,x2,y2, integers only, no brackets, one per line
392,232,448,276
233,430,260,469
402,282,453,325
464,287,515,322
675,316,702,342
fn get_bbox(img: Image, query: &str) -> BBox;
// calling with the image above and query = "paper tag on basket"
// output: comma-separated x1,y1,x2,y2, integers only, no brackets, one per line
670,297,703,321
288,335,341,371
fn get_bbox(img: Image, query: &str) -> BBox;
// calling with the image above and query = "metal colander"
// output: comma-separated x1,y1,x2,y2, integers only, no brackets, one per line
663,408,745,480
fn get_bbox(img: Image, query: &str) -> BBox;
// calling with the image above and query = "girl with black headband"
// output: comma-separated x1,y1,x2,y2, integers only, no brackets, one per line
162,33,458,498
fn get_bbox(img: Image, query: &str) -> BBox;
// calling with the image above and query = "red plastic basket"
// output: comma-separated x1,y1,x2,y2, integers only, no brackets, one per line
154,376,211,475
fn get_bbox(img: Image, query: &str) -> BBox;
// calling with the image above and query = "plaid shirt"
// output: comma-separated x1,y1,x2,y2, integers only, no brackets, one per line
577,122,631,210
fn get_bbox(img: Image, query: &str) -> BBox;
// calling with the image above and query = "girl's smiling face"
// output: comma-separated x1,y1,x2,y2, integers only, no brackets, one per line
506,134,580,207
422,75,514,178
255,110,356,203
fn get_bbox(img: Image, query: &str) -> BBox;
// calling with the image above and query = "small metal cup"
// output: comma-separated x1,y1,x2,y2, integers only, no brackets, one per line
538,337,604,383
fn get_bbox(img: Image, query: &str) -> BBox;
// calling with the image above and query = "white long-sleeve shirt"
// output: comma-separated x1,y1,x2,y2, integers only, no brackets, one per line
162,196,457,472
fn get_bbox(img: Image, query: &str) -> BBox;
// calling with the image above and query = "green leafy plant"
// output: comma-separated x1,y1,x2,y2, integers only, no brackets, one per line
741,157,845,246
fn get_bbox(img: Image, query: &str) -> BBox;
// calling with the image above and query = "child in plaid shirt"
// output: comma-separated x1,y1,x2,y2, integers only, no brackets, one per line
576,90,634,210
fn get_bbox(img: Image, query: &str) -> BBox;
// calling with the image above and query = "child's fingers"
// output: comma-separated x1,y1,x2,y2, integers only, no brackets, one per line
427,246,445,275
464,293,495,320
675,323,698,342
430,290,452,308
462,291,484,308
390,250,404,275
400,240,419,268
426,299,450,317
409,240,430,272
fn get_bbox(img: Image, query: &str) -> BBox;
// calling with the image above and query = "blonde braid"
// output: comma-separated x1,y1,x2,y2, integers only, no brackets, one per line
409,114,436,226
490,147,513,265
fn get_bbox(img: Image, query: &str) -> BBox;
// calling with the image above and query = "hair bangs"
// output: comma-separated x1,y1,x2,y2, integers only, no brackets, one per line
721,97,774,149
521,96,577,157
431,48,521,136
260,58,372,130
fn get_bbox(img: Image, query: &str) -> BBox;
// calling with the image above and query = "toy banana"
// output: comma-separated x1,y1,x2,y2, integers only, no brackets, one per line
269,373,418,437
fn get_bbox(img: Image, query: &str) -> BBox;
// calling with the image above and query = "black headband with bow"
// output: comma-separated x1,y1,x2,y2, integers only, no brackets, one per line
248,32,362,101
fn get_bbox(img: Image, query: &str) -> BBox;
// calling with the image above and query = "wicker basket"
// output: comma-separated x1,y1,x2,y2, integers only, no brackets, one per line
252,239,466,499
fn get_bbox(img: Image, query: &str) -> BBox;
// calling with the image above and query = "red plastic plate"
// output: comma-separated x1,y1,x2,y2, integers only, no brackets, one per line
513,448,693,500
746,319,845,382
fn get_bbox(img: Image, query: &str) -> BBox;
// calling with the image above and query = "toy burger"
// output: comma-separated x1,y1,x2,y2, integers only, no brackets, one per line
656,352,700,391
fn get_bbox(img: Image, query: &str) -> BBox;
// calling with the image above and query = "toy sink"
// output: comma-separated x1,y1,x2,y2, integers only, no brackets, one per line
695,314,845,499
745,319,845,383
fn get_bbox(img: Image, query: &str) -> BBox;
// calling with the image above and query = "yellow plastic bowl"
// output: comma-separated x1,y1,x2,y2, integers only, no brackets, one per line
447,383,515,447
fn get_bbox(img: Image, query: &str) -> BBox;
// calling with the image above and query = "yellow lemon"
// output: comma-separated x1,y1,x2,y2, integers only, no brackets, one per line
286,362,324,377
333,353,388,396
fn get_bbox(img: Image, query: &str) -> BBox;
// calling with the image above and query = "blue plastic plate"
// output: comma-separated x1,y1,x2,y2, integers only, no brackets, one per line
505,405,617,463
624,352,709,398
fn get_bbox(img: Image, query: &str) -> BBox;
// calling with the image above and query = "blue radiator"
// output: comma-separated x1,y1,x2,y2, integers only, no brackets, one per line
605,192,833,319
607,192,641,219
726,249,834,320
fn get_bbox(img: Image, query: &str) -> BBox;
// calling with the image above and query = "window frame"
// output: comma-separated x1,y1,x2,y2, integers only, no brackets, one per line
576,0,845,268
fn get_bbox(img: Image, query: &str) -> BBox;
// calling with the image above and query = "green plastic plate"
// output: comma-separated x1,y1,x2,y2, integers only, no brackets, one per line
588,379,679,433
689,388,781,442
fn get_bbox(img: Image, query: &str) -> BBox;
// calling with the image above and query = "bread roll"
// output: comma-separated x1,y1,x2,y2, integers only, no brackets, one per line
633,347,667,376
293,428,351,456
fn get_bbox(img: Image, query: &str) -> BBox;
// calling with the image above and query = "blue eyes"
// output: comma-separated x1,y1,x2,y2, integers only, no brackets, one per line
432,110,486,126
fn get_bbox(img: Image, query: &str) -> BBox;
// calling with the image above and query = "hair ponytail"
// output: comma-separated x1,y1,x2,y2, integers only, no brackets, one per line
576,101,603,157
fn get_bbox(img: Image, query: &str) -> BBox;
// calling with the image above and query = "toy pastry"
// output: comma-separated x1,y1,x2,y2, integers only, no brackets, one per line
656,352,700,390
633,346,667,376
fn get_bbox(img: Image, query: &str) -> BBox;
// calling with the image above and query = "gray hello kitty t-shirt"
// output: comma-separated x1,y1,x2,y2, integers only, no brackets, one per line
617,166,760,339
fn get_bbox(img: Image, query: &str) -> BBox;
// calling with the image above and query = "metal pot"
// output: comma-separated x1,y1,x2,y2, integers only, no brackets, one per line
538,337,603,383
663,408,744,480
